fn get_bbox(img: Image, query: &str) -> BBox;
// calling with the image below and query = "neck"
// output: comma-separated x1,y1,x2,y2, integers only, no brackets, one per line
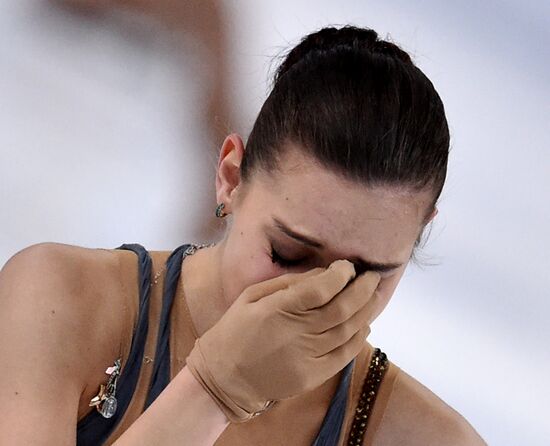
180,240,227,338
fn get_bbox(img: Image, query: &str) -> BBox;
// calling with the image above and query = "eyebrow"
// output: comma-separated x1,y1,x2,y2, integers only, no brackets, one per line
272,216,404,273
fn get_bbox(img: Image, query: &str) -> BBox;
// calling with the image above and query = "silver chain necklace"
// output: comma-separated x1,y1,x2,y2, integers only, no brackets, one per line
151,242,215,286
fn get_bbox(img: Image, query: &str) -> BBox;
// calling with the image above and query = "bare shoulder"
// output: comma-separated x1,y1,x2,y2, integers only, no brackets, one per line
0,242,139,442
0,242,136,376
0,242,104,335
378,363,487,445
0,242,141,419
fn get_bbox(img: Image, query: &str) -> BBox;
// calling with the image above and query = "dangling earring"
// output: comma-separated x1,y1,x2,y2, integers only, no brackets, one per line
215,203,228,218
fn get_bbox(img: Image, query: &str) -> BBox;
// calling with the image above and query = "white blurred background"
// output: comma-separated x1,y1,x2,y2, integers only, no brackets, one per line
1,1,548,444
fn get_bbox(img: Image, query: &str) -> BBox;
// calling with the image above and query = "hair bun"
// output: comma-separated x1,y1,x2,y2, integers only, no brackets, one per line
274,25,412,84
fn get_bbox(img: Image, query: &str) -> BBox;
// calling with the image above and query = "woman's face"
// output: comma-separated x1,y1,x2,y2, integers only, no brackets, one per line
215,134,436,324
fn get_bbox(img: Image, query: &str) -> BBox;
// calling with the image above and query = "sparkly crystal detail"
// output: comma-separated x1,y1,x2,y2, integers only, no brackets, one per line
88,358,122,419
99,396,118,418
345,347,389,445
184,242,216,256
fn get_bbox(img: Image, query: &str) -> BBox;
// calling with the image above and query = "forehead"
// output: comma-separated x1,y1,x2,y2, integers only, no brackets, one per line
250,149,432,261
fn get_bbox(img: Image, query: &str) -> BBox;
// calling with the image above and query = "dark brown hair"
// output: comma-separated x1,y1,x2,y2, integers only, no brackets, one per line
239,25,450,265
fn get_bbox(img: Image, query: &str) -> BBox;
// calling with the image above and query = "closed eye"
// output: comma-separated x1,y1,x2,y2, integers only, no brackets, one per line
269,244,396,278
269,246,306,268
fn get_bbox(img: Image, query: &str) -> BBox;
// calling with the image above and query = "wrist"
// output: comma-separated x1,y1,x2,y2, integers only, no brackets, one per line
180,365,231,427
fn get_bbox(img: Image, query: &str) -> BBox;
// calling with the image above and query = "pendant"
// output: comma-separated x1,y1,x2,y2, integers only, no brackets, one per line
98,395,118,418
89,358,122,419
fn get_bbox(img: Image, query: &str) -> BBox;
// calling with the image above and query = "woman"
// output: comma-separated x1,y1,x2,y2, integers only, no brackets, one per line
0,25,487,445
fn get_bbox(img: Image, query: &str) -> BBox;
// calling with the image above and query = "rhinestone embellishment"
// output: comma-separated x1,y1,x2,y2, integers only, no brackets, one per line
89,358,122,419
99,395,118,418
346,348,389,445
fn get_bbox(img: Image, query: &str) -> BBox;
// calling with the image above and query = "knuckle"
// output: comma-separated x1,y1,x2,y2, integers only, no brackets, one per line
333,301,348,321
307,286,325,304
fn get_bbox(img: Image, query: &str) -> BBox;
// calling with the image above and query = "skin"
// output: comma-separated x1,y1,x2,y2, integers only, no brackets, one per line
1,132,489,445
182,133,437,338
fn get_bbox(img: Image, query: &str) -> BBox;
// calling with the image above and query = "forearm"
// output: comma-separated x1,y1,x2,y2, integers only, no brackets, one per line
113,365,230,445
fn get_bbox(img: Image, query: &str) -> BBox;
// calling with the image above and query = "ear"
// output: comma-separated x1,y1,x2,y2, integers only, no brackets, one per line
215,133,245,213
426,207,438,223
420,206,439,227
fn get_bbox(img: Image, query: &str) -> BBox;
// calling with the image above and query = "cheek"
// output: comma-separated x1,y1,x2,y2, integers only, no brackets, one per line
377,275,400,302
221,247,282,306
380,264,406,296
368,270,406,322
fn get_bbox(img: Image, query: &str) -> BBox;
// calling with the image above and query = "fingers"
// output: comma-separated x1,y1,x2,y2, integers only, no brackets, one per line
279,259,357,312
309,270,380,333
309,285,378,356
240,267,325,304
313,323,370,379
